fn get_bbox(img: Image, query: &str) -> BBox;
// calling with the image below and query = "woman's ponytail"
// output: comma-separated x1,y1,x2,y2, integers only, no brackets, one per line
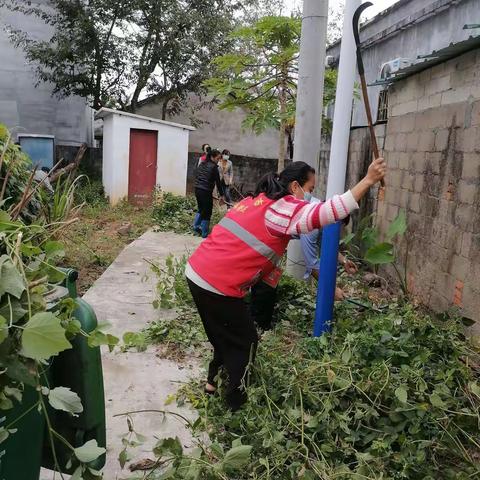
253,161,316,200
253,172,287,199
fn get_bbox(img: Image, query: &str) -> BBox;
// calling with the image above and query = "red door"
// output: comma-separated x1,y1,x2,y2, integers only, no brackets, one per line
128,129,158,205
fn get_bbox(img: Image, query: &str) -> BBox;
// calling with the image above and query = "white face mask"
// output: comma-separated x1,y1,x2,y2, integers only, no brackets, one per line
223,155,229,161
299,184,312,202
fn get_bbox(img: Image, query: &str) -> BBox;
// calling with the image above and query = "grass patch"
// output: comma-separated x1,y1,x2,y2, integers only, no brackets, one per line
61,179,154,294
175,306,480,479
153,191,224,235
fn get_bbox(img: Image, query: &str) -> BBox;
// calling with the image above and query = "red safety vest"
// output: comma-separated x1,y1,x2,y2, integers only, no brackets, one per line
188,194,290,297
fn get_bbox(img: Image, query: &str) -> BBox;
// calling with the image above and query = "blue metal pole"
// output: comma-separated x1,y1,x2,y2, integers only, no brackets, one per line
313,0,361,337
313,222,341,336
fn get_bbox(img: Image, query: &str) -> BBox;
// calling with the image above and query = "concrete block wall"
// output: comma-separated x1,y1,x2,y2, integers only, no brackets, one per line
186,153,278,195
344,125,387,231
375,48,480,327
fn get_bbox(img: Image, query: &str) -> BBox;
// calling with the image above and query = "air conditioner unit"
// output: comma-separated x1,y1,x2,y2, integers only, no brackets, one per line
325,55,336,68
379,58,413,80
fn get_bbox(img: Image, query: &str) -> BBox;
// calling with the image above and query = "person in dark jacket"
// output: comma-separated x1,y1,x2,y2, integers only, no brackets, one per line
193,149,224,238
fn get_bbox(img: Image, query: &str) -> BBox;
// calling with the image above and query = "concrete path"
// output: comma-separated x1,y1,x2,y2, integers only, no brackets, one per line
42,231,203,480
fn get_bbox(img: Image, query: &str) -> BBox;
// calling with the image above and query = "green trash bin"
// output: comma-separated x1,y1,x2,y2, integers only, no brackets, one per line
1,385,46,480
0,269,106,479
43,269,106,473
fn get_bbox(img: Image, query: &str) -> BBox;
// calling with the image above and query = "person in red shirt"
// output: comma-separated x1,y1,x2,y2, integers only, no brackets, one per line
186,157,386,410
197,144,210,166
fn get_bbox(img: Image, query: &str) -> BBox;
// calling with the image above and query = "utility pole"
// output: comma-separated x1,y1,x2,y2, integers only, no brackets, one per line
286,0,329,279
314,0,361,336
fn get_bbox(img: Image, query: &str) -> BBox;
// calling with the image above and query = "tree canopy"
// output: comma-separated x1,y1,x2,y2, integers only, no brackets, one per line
1,0,271,113
205,15,337,170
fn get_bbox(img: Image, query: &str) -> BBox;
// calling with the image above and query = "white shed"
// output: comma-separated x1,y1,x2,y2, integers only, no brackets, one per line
95,108,195,205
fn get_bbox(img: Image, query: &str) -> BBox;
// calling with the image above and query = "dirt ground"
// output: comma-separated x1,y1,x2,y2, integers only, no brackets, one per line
61,201,154,295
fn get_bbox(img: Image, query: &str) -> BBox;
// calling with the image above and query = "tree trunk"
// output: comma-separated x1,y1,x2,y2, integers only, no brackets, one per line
277,77,287,172
278,119,287,173
130,73,149,113
161,98,170,120
129,30,154,113
130,91,140,113
287,128,294,160
94,45,103,110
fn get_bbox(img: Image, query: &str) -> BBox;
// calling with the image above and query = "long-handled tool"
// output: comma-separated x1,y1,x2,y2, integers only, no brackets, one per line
213,195,234,208
353,2,386,194
344,297,386,313
231,184,245,200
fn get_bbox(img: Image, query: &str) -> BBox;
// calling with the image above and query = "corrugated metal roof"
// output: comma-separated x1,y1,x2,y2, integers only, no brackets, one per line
369,33,480,86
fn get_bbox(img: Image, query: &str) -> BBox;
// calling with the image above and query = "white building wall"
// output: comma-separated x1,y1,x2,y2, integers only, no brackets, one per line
0,1,92,145
154,124,189,196
101,115,115,201
137,94,282,159
101,113,190,205
326,0,480,127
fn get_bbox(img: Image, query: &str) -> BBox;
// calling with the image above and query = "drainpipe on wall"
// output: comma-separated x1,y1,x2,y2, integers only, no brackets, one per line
313,0,361,337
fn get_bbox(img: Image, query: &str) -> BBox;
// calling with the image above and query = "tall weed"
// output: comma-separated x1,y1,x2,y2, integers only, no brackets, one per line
40,173,86,229
153,191,224,235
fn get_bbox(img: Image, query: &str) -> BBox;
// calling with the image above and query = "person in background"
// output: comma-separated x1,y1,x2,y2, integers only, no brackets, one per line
218,149,233,208
186,157,386,410
33,166,54,194
250,211,357,332
197,144,210,167
193,149,224,238
300,196,358,300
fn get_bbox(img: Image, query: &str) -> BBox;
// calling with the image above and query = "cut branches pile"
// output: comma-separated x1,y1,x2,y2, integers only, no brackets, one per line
120,256,480,479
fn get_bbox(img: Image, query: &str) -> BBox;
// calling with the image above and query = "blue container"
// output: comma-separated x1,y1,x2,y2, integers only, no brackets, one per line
18,135,55,169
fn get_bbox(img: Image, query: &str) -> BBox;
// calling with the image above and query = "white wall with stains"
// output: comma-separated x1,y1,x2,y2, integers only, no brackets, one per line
97,109,194,205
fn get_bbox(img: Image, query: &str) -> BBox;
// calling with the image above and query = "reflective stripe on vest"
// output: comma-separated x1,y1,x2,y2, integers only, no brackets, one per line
219,217,282,265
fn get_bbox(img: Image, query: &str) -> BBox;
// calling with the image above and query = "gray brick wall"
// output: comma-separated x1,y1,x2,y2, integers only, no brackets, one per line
373,48,480,329
186,153,279,196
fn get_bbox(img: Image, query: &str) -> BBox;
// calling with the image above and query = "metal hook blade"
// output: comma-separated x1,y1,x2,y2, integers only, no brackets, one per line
352,2,373,47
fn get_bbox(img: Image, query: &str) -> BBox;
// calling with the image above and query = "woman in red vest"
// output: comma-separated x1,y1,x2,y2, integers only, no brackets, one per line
186,157,386,410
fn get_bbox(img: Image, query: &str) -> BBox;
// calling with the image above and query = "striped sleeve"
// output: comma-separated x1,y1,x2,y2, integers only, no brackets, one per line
265,191,359,237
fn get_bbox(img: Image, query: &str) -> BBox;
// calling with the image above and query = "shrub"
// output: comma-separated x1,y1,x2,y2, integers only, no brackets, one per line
0,123,42,223
152,191,224,235
0,124,115,478
74,177,107,209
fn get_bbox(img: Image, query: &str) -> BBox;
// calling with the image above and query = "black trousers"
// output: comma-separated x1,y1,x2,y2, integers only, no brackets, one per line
187,278,258,411
250,282,278,331
195,188,213,221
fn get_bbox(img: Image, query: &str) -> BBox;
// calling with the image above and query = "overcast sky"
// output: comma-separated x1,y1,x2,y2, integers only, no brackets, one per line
283,0,401,18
